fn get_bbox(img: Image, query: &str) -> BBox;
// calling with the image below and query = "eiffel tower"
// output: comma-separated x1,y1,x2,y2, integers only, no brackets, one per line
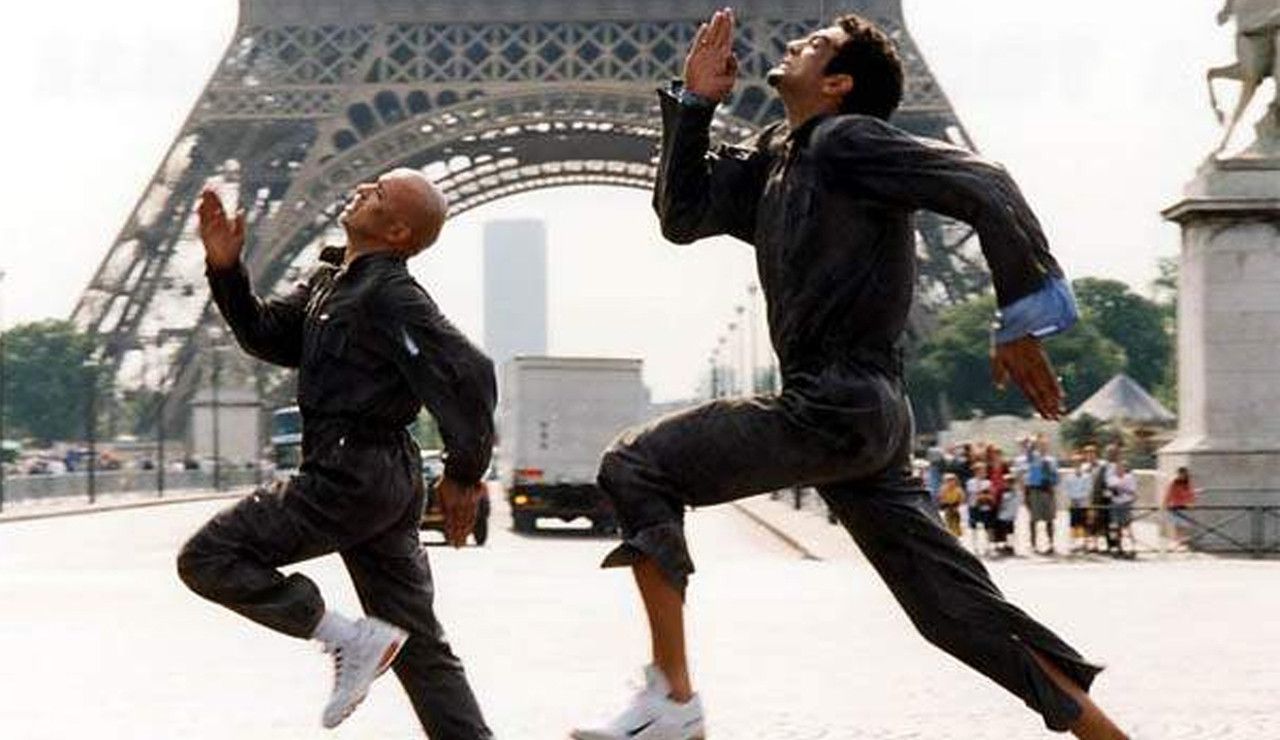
72,0,987,427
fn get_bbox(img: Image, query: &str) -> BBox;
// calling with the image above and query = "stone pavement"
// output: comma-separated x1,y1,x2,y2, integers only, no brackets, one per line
1,492,1277,738
0,487,241,523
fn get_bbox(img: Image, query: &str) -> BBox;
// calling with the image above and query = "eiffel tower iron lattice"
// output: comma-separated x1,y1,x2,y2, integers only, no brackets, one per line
72,0,989,427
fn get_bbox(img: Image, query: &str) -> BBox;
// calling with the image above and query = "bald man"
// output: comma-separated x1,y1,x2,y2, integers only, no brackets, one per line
177,168,496,738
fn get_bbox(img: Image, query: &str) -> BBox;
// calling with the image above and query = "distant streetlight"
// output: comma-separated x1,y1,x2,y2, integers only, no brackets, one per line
0,268,7,513
211,343,225,492
83,358,101,504
746,284,760,394
715,335,728,398
253,361,265,488
150,338,168,498
732,320,742,394
734,305,747,394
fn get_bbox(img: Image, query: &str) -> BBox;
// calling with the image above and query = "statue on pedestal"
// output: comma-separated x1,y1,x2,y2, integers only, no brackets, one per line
1207,0,1280,155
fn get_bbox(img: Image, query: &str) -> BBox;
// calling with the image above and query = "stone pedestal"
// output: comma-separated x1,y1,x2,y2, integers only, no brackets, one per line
1161,155,1280,548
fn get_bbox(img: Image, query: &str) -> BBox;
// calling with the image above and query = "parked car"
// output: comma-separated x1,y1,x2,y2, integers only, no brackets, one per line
418,449,491,546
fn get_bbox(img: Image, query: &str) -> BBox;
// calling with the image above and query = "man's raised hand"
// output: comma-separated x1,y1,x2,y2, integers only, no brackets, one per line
197,188,245,271
684,7,739,103
991,336,1065,420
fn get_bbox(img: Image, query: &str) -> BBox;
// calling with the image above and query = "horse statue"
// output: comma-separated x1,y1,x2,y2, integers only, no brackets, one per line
1207,0,1280,154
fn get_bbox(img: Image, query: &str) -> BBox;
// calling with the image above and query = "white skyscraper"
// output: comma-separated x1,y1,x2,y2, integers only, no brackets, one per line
484,219,547,368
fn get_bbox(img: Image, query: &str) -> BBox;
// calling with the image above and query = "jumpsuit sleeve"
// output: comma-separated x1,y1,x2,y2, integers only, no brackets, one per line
206,260,310,368
652,87,775,245
372,278,496,487
811,115,1067,310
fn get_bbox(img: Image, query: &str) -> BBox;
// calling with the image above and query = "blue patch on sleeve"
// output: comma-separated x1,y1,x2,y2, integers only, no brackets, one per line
993,276,1079,345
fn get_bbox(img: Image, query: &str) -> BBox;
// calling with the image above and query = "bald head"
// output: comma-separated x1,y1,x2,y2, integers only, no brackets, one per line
340,168,450,258
381,168,448,254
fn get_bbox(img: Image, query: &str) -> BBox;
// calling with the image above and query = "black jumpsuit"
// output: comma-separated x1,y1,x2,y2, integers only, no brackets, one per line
177,248,495,739
597,89,1102,732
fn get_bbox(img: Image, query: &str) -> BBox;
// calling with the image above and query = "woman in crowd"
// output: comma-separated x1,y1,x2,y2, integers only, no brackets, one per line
1163,466,1198,547
1106,459,1137,558
987,446,1016,556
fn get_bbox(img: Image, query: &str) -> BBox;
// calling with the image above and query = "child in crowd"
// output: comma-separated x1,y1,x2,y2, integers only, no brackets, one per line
996,471,1021,556
1062,453,1092,554
937,472,965,537
966,461,995,555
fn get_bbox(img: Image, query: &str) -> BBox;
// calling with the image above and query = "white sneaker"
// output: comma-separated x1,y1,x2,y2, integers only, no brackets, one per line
572,665,706,740
320,616,408,729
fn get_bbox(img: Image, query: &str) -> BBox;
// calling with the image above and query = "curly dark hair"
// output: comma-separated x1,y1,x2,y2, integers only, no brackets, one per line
824,14,904,120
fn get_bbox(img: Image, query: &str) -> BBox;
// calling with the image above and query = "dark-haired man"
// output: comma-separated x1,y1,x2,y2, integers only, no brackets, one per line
177,168,495,738
574,9,1126,740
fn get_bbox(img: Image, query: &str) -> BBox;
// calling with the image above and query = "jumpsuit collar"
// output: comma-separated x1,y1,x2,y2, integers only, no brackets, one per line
322,247,407,279
785,112,833,148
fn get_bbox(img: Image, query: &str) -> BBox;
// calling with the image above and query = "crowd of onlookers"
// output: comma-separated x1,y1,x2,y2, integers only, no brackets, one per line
3,448,248,477
923,435,1199,558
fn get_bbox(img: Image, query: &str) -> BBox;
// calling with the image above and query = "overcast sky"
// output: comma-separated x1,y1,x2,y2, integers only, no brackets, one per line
0,1,1256,399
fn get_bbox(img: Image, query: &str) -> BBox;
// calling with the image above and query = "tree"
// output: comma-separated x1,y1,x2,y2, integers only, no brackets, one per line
1149,257,1179,411
1058,413,1122,451
908,295,1126,431
1,321,97,442
412,411,443,451
1071,277,1172,394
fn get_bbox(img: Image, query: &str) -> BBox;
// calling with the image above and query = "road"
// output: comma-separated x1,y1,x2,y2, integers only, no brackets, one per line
1,491,1277,738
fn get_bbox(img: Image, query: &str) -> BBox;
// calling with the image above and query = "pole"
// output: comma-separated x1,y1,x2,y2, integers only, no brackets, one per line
154,340,166,498
734,305,747,395
157,386,166,497
0,268,6,513
212,347,222,493
716,335,727,398
253,361,264,488
747,284,760,394
726,323,736,395
85,360,98,505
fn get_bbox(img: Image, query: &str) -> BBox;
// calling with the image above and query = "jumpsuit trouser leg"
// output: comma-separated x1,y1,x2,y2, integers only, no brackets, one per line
342,541,492,739
597,380,1102,732
176,441,492,739
820,480,1101,732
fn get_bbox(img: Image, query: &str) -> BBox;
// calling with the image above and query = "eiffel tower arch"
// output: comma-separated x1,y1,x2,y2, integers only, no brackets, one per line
72,0,988,429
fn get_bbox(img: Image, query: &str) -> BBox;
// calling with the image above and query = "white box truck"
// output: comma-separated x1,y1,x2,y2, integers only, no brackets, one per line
499,356,650,533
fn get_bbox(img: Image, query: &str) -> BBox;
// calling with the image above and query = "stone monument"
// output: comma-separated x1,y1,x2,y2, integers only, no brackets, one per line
1159,0,1280,549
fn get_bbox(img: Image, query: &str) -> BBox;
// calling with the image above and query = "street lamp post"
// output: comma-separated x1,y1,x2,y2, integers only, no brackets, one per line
716,335,729,397
732,317,741,393
0,268,6,513
83,358,100,505
150,339,167,498
734,304,748,395
157,384,166,497
746,284,760,394
253,361,264,488
211,345,223,493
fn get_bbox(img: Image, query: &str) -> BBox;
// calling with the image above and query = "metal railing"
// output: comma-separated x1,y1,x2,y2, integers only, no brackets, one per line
1068,504,1280,558
1,468,262,506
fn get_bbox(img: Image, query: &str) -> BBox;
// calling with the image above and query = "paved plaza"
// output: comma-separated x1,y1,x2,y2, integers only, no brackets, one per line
1,492,1277,739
